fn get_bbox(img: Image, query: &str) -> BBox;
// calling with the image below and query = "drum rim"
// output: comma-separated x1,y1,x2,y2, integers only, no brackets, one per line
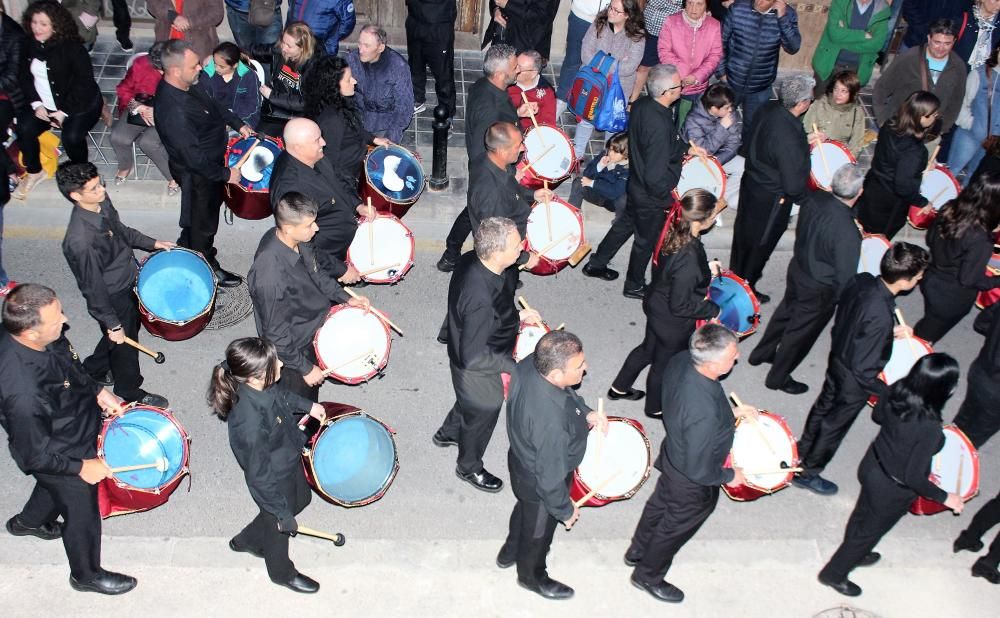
312,304,392,384
513,320,552,361
729,410,799,493
573,416,652,502
363,144,427,205
676,153,728,199
521,125,576,182
877,335,933,385
808,139,857,189
346,213,417,283
303,410,400,507
226,135,284,188
525,197,585,265
134,248,219,326
96,402,191,492
711,270,761,337
940,424,981,501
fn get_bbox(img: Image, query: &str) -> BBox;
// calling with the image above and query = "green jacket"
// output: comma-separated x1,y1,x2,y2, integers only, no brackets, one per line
812,0,892,86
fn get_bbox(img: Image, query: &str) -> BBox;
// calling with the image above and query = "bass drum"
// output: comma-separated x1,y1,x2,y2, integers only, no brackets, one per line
135,248,217,341
359,144,426,218
223,135,283,220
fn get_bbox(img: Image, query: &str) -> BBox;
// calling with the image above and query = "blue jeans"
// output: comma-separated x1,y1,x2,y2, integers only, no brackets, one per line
947,126,987,184
226,6,283,50
732,86,774,148
557,13,591,101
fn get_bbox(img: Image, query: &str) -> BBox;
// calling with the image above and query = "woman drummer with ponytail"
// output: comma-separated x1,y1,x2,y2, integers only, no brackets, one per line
208,337,327,594
607,189,723,418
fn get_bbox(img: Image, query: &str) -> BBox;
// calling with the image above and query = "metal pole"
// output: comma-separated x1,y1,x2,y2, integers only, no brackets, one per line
429,104,450,191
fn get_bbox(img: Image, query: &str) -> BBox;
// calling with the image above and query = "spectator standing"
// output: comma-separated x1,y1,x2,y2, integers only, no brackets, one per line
657,0,723,123
954,0,1000,69
631,0,681,102
254,22,318,137
346,24,414,143
811,0,891,96
225,0,284,50
482,0,563,61
507,50,557,132
109,0,133,51
147,0,224,61
406,0,457,117
60,0,101,51
202,41,263,130
803,70,868,158
287,0,355,56
950,42,1000,182
902,0,973,50
556,0,611,117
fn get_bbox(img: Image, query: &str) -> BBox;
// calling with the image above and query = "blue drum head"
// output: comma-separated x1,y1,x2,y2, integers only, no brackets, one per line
103,408,186,489
227,137,282,190
313,415,396,504
137,250,215,322
365,146,424,202
709,277,755,334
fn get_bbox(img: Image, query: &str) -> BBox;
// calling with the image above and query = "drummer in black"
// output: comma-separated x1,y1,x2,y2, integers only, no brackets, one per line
499,330,608,600
57,162,173,407
433,216,541,493
270,117,365,284
247,192,370,402
818,354,965,597
154,39,253,288
625,323,756,604
748,164,865,395
913,172,1000,344
608,188,721,419
0,284,135,594
953,302,1000,450
208,337,329,594
793,243,929,497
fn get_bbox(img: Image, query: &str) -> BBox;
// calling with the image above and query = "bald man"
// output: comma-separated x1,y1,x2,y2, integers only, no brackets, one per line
269,118,365,283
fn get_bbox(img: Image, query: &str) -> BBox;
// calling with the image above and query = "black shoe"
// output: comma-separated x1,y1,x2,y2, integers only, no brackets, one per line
767,377,809,395
496,552,515,569
278,572,320,593
518,576,574,600
432,430,457,448
954,531,985,553
582,263,619,281
6,515,62,540
792,474,839,495
90,371,114,386
644,410,663,419
228,538,263,559
117,37,135,53
817,573,861,597
747,348,772,367
752,288,771,304
857,551,881,567
69,571,137,595
214,268,242,288
136,393,169,408
623,285,646,300
436,254,457,273
456,468,504,493
607,387,645,401
630,576,684,603
623,551,642,567
972,558,1000,584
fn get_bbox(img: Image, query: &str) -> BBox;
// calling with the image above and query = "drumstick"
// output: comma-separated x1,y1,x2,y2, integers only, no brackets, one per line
572,469,622,509
523,144,556,175
730,393,780,460
894,308,922,357
519,232,574,269
688,140,719,183
929,186,949,208
926,144,941,171
543,180,553,241
122,336,165,364
109,458,168,474
517,296,546,328
358,263,400,277
812,124,831,180
343,288,404,336
555,323,565,330
367,198,375,264
229,138,260,170
520,91,546,146
322,349,376,376
295,525,346,546
955,454,964,496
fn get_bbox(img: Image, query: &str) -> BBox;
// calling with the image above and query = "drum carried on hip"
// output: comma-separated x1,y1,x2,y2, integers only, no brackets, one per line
907,164,960,230
975,252,1000,309
570,416,652,508
675,155,726,200
359,144,426,218
867,336,934,407
723,411,799,501
696,271,760,338
301,402,399,508
517,125,576,190
514,320,550,362
910,425,980,515
524,196,590,275
313,305,392,384
808,140,856,191
135,248,217,341
96,404,190,518
347,213,415,284
858,233,891,276
224,135,283,220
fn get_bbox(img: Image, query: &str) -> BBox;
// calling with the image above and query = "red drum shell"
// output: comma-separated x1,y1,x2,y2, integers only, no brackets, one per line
517,125,576,190
359,145,426,218
910,425,980,515
808,140,856,191
976,262,1000,309
569,416,651,508
223,135,283,220
722,412,798,501
135,249,217,342
524,197,585,276
907,165,961,230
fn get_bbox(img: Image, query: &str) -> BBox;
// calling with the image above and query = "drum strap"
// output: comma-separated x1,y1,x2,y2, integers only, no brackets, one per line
872,447,909,489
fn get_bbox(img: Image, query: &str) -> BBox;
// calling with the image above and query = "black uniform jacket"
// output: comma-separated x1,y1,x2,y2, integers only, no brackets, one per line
465,76,518,160
647,238,719,323
0,332,101,476
627,95,683,204
829,273,896,398
745,101,810,203
446,252,518,374
660,351,735,486
155,80,244,182
870,397,948,502
467,152,534,237
865,125,928,207
314,105,373,183
226,383,312,522
247,229,350,374
974,303,1000,379
925,221,1000,293
506,354,591,521
62,199,156,330
793,190,861,296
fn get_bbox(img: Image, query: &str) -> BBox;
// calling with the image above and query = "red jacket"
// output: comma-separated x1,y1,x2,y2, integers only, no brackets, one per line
115,55,161,115
507,76,557,132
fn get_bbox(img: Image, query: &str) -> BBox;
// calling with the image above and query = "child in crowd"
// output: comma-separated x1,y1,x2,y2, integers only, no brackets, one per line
567,132,630,222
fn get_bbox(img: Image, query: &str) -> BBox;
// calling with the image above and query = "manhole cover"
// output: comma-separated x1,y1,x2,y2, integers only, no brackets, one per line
813,605,879,618
206,280,254,330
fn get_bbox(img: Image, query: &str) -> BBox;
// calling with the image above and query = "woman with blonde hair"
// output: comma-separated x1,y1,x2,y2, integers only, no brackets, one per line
253,21,319,136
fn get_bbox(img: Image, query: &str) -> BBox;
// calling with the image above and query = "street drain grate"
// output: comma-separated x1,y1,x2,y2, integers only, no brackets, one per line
206,280,254,330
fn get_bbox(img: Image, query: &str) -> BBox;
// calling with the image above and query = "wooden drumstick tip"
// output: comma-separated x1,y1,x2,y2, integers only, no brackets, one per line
729,392,745,408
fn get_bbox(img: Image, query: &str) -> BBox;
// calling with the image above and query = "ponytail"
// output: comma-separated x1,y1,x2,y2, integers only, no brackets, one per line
206,337,281,420
660,189,718,256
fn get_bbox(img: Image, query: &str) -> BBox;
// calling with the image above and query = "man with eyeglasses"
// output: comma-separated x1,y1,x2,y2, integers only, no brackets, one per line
507,50,557,132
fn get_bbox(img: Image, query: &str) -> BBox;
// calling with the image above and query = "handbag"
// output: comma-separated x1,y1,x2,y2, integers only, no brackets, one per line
249,0,278,28
592,66,628,132
127,94,155,127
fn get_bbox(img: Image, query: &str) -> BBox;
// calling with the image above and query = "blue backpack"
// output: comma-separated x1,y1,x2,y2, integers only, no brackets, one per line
568,51,616,122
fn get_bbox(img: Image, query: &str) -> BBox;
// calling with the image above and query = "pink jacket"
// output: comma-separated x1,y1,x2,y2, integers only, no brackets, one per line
657,12,722,96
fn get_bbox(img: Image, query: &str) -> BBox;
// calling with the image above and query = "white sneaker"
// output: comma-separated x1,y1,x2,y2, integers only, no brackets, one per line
413,103,427,115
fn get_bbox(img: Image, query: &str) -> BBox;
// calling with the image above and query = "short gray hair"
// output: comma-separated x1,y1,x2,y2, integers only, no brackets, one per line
474,216,518,259
647,64,680,97
484,44,517,78
830,164,864,200
519,50,542,72
689,323,738,366
533,331,584,375
160,39,194,70
778,74,816,109
359,23,388,45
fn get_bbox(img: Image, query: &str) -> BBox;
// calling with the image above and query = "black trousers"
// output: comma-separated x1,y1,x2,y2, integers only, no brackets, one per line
442,207,472,263
232,470,312,583
588,197,666,290
627,459,719,585
438,364,505,475
798,361,871,476
856,177,908,240
730,184,791,289
953,359,1000,449
499,452,565,585
171,164,224,267
109,0,132,40
82,288,144,401
612,314,692,415
819,450,915,582
406,17,456,117
279,347,320,404
751,261,836,387
17,95,103,173
963,488,1000,568
20,473,102,581
913,273,978,344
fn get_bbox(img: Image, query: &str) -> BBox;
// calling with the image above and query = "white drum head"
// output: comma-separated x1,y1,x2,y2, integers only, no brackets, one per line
810,142,854,190
514,323,548,362
240,146,275,182
315,307,390,380
577,420,651,498
526,201,583,260
348,216,414,281
921,167,960,211
731,415,796,490
930,427,978,499
523,126,574,179
858,235,890,276
676,157,726,199
881,337,931,385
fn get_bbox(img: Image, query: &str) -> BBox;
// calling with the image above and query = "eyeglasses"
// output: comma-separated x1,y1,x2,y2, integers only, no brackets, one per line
608,5,626,14
661,85,683,94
